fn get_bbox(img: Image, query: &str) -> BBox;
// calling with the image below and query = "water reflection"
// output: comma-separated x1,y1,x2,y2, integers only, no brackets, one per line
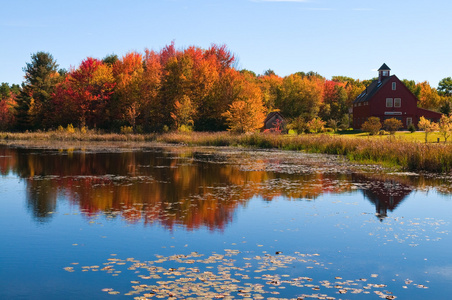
353,174,412,221
0,144,450,228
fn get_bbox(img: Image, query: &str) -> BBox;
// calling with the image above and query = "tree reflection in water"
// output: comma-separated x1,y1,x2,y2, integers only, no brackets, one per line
0,144,450,228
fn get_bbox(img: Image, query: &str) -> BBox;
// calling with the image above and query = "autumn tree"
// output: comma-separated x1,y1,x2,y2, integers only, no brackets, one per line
171,95,195,130
383,118,403,134
418,81,441,110
258,73,282,113
361,117,381,135
0,83,18,130
140,49,163,131
278,74,323,121
112,52,144,131
439,114,452,143
320,80,348,122
418,116,439,143
307,117,326,133
222,72,265,133
52,58,116,128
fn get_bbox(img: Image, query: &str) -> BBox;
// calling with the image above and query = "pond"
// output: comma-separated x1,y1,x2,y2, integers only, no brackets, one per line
0,142,451,299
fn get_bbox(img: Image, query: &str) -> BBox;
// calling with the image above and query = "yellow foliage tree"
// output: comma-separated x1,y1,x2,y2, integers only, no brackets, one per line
439,114,452,143
418,116,439,143
171,95,195,130
222,75,265,133
418,81,441,110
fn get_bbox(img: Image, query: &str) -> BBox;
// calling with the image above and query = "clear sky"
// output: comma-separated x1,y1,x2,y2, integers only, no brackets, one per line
1,0,451,87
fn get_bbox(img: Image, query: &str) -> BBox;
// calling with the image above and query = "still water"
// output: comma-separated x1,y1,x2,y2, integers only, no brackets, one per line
0,143,451,299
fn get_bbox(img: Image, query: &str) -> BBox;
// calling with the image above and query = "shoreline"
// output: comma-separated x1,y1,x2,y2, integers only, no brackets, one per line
1,131,452,173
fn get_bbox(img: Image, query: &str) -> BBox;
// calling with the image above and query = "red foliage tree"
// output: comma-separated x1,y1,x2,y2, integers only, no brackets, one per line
52,58,116,128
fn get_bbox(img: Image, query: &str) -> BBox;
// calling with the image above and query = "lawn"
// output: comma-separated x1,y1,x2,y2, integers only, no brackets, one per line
336,130,445,144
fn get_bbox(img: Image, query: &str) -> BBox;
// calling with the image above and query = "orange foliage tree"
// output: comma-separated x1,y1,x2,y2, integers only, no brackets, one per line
418,81,441,110
222,71,266,133
112,52,144,130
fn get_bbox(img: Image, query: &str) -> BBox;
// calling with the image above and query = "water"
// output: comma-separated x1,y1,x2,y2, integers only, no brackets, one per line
0,143,451,299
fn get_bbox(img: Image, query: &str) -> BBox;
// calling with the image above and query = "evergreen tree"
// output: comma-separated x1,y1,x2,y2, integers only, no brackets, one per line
15,85,33,131
20,51,59,129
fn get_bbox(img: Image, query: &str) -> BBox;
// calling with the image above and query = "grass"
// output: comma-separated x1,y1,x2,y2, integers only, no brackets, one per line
1,129,452,173
0,130,155,142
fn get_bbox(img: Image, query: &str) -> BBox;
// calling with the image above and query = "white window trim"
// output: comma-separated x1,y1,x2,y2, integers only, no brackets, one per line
386,98,393,107
394,98,401,107
392,82,396,90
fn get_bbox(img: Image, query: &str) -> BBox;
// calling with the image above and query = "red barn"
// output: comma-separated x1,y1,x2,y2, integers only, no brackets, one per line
353,64,442,129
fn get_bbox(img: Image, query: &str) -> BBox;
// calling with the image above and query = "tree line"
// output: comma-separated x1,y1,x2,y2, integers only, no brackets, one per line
1,43,451,133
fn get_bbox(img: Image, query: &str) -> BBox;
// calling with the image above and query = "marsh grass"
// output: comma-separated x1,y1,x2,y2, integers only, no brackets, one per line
156,132,452,173
2,130,452,172
0,129,155,142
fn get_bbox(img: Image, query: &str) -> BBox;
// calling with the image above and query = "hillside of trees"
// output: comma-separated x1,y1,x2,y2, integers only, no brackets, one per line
1,43,451,133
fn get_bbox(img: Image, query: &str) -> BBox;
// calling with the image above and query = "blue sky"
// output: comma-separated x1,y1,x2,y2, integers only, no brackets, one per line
1,0,450,87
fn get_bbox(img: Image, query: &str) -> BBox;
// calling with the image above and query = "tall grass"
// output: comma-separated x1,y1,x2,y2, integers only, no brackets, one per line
156,132,452,173
2,130,452,173
0,130,155,142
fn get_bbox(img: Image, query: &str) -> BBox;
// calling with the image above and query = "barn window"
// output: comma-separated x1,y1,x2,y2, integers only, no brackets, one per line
392,82,396,90
394,98,401,107
386,98,393,107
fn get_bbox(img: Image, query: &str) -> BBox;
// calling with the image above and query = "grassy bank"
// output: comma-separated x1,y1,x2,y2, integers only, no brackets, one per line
157,132,452,173
1,130,452,173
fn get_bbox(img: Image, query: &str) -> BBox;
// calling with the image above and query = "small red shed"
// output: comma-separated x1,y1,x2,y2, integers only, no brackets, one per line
353,64,442,129
263,111,285,132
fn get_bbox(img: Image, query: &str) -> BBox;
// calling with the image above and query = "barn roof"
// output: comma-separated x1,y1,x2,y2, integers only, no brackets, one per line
353,75,393,104
264,111,284,124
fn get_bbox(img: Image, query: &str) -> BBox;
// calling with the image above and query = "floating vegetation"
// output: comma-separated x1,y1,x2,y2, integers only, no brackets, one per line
362,217,449,245
64,250,431,299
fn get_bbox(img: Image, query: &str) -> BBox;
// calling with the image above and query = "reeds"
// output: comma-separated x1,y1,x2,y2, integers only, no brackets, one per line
0,130,155,142
155,132,452,173
2,130,452,173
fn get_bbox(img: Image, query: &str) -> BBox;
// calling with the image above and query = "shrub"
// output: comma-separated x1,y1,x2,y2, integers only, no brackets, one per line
287,117,307,135
339,115,350,131
307,118,326,133
383,118,403,134
120,126,134,134
325,128,334,133
178,124,193,133
408,124,416,133
327,119,338,132
66,124,75,134
361,117,381,135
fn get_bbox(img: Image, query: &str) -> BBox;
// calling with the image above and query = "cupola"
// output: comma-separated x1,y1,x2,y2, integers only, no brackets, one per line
378,63,391,82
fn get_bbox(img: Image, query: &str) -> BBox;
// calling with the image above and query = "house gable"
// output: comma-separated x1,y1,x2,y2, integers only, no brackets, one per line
368,75,418,117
